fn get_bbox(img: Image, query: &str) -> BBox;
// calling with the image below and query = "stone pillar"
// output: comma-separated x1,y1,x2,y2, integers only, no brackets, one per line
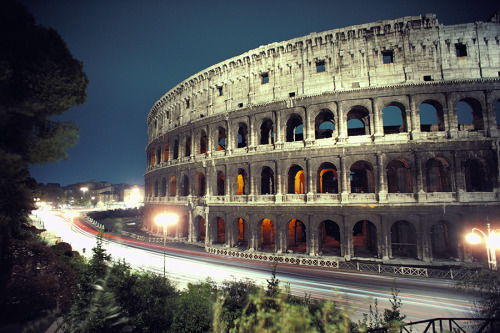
409,95,420,136
276,214,284,254
275,160,283,202
485,90,499,137
446,93,458,138
248,213,257,252
381,216,390,260
275,110,283,148
248,115,256,151
340,155,349,202
344,216,352,260
337,101,347,141
307,214,317,256
224,118,231,154
306,158,314,201
304,106,314,146
414,152,424,193
372,98,383,138
205,210,211,247
377,153,387,201
188,209,194,242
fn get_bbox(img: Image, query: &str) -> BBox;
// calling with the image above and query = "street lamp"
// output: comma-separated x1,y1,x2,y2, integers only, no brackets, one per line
466,223,500,270
155,212,178,278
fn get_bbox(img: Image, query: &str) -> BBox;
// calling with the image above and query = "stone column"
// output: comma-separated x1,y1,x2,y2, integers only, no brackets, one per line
275,110,283,148
372,98,383,138
304,106,314,146
275,160,283,202
276,214,284,254
188,209,194,242
377,153,387,202
446,93,458,138
414,152,424,193
344,216,352,260
306,158,314,201
225,118,232,154
337,101,347,142
248,115,256,151
340,155,349,202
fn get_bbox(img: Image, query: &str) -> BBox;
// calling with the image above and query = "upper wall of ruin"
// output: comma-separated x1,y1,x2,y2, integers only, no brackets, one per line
147,14,500,137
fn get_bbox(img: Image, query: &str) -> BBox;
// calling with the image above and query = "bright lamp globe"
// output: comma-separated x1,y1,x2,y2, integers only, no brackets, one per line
466,233,481,244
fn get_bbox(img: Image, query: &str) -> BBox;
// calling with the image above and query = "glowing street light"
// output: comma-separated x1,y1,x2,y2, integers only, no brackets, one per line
155,212,178,278
466,223,500,270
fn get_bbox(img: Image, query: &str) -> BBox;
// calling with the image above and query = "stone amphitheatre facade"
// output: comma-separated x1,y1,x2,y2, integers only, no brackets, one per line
144,13,500,266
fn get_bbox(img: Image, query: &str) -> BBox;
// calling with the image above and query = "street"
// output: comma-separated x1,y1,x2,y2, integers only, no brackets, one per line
34,210,478,324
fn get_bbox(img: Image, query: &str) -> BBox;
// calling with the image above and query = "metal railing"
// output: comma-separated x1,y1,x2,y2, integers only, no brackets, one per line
367,317,499,333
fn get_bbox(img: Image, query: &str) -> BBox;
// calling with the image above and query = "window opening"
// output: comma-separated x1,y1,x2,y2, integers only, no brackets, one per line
289,92,295,97
261,72,269,84
455,43,467,57
218,86,223,96
316,60,326,72
186,99,190,108
382,50,394,64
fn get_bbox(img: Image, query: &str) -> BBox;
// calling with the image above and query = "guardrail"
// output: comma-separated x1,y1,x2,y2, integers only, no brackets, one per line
205,247,479,280
367,317,500,333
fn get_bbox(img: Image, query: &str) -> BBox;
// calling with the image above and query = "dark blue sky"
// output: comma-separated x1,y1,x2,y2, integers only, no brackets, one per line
21,0,497,186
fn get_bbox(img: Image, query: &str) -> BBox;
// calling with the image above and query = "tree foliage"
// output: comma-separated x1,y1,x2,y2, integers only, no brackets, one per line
0,0,88,237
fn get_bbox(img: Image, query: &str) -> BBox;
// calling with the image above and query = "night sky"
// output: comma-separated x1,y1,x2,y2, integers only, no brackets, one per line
21,0,498,186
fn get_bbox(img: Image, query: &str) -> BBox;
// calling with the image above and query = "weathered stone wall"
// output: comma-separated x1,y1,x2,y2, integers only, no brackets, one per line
144,14,500,266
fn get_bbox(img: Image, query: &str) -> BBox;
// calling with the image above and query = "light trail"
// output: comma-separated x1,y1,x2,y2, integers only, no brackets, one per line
34,210,478,323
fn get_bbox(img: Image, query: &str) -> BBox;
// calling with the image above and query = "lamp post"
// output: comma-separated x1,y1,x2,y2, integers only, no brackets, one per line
466,223,500,270
155,212,178,278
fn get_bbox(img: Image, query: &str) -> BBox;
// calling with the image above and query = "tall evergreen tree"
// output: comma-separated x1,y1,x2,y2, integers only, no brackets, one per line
0,0,88,236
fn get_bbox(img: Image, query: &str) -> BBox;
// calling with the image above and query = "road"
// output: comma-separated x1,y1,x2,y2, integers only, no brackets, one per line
34,210,478,324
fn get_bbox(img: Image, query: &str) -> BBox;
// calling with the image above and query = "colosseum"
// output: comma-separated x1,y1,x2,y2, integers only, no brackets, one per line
144,13,500,267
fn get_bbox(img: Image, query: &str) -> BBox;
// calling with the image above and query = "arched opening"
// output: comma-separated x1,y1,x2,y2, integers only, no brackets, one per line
180,174,189,196
390,220,417,259
317,162,338,193
154,180,159,197
218,127,226,151
178,215,189,239
236,218,248,249
163,143,169,162
347,108,370,136
195,172,206,196
430,220,457,259
288,165,305,194
161,178,167,197
261,218,275,250
260,118,274,145
386,159,412,193
216,217,225,244
382,104,406,134
315,110,335,139
457,99,483,131
419,101,445,132
288,219,306,253
155,147,161,165
173,139,179,159
261,167,275,194
318,220,341,255
169,176,176,196
425,158,451,192
217,171,225,196
350,161,375,193
464,159,491,192
237,123,248,148
286,114,304,142
196,216,206,242
353,220,377,257
185,136,191,156
237,169,248,195
200,130,207,154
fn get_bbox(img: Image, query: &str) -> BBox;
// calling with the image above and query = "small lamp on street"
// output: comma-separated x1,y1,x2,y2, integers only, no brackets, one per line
80,187,88,207
466,223,500,270
155,212,178,278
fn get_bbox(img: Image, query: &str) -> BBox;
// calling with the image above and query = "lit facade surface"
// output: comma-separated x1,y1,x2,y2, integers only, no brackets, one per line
144,14,500,264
